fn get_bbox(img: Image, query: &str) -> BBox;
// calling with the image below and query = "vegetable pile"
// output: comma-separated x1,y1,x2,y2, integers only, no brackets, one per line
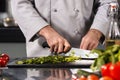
0,53,9,67
16,54,81,64
90,44,120,80
90,44,120,71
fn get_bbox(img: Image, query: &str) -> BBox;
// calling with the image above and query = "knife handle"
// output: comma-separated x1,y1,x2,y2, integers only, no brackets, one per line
42,42,50,48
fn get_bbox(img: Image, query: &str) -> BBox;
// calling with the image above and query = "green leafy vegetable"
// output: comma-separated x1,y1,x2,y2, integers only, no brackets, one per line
90,44,120,71
16,53,81,64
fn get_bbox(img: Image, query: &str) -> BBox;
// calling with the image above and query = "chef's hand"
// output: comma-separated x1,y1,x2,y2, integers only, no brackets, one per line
46,69,72,80
80,29,103,50
39,25,71,53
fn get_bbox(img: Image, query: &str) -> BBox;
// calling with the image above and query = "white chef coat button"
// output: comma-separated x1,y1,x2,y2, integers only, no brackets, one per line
74,30,79,34
74,29,81,35
76,9,79,12
53,9,57,12
74,9,79,13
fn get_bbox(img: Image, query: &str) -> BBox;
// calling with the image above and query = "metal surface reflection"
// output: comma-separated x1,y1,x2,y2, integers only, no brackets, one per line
2,68,72,80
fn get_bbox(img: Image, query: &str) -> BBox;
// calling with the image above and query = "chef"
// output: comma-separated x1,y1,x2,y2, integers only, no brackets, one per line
11,0,117,57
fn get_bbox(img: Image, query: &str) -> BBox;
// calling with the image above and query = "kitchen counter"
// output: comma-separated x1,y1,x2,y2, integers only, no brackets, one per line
0,26,25,42
0,58,100,80
1,67,100,80
2,68,73,80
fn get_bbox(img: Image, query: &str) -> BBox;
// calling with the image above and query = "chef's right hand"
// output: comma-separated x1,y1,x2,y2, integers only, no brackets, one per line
39,25,71,54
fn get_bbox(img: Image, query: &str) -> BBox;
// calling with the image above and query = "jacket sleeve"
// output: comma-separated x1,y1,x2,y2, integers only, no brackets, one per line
90,0,118,37
11,0,49,42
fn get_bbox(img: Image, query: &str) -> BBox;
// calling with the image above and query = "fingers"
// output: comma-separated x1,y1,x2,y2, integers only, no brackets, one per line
80,29,102,50
88,41,99,50
63,41,71,53
80,36,99,50
57,40,71,53
80,37,89,49
48,39,71,54
58,41,71,53
49,41,58,53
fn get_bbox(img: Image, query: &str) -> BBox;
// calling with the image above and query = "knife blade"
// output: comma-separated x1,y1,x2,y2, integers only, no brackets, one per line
42,42,98,59
67,47,98,60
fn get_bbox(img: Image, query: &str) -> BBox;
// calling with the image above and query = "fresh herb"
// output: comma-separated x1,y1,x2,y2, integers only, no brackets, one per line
16,53,81,64
90,44,120,71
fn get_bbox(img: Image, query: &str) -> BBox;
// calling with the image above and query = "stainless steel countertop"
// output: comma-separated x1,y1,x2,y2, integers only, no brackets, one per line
2,68,74,80
0,56,101,80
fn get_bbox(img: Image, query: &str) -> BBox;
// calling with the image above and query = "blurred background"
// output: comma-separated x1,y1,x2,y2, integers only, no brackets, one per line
0,0,26,58
0,0,120,58
118,0,120,27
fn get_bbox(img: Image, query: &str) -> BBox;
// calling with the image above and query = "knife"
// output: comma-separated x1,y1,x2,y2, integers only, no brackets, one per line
42,42,50,48
42,42,98,59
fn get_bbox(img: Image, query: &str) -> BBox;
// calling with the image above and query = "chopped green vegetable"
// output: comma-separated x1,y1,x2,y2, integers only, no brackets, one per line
16,54,81,64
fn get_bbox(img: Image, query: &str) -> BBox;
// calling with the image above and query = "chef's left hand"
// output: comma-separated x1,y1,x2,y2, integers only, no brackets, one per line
80,29,103,50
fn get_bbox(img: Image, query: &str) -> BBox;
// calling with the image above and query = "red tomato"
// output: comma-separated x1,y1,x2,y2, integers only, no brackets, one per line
79,75,87,80
101,62,120,80
116,61,120,65
109,63,120,80
1,53,9,62
87,74,99,80
0,58,7,67
99,76,113,80
101,63,112,77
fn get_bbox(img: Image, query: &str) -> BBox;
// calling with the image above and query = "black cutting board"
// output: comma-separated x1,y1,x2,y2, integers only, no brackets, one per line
7,57,94,68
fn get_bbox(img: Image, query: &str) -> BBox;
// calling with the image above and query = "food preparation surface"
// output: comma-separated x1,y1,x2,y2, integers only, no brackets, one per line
7,57,94,68
7,49,98,68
